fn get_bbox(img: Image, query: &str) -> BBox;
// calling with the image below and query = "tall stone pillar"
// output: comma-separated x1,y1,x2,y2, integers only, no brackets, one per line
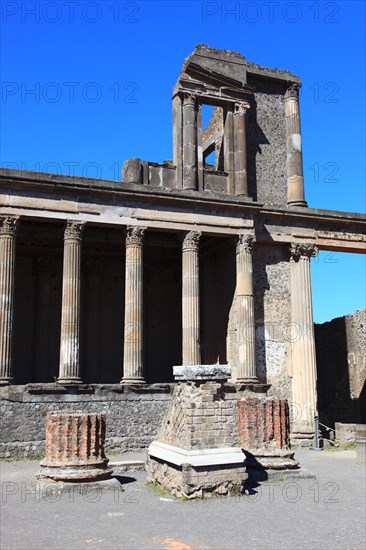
182,231,201,365
58,220,85,384
235,235,258,383
33,257,55,382
289,243,318,441
182,93,198,191
0,216,19,386
285,84,307,207
121,226,146,384
234,102,249,197
85,260,103,383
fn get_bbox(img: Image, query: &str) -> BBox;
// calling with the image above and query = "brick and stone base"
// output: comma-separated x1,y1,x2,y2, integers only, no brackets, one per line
238,397,299,470
37,412,113,481
147,443,247,498
146,366,248,498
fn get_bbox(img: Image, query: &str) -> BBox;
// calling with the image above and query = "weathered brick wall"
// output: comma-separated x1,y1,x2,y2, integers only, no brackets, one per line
0,386,172,458
237,397,290,450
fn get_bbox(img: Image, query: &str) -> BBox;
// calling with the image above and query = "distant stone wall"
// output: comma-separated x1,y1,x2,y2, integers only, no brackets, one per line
0,385,172,458
315,309,366,429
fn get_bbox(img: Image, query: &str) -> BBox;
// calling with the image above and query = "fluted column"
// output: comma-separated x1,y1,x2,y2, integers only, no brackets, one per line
0,216,19,385
234,102,249,197
236,235,258,383
182,231,201,365
58,220,85,384
182,93,198,190
85,260,103,383
33,257,55,382
121,226,146,384
289,243,318,439
286,84,307,207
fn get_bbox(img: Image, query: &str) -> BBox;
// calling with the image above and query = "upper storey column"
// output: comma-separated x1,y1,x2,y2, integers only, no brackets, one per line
182,93,198,191
58,220,85,384
285,84,307,207
0,216,19,386
234,102,249,197
182,231,201,365
121,226,146,384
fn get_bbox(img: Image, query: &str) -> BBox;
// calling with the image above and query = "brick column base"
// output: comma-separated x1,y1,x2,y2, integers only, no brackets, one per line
37,412,113,481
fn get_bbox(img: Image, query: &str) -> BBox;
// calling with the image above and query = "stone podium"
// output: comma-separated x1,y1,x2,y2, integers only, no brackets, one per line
147,365,248,498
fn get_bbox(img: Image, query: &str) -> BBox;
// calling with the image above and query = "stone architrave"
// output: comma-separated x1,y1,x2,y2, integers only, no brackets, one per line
235,235,258,383
289,243,318,440
121,226,146,384
182,231,201,365
234,102,250,197
285,84,307,207
182,93,198,190
0,216,19,386
58,220,85,384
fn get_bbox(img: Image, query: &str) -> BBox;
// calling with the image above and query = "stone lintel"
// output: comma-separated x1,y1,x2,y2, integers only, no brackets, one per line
173,364,231,381
148,441,245,467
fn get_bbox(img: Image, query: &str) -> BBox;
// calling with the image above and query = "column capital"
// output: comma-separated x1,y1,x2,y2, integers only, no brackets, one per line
236,235,256,254
64,220,85,241
182,92,197,106
182,231,201,251
0,216,19,237
290,242,318,261
285,83,300,100
234,102,250,115
126,226,146,247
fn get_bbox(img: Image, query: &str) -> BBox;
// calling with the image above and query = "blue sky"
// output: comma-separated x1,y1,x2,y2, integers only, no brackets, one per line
1,0,365,322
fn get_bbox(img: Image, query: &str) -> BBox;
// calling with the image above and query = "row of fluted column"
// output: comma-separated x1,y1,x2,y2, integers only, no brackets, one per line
0,216,318,429
0,217,261,385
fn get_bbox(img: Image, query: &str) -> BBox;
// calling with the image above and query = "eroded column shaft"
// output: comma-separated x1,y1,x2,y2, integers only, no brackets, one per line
122,226,145,383
234,103,249,197
182,231,201,365
58,220,85,384
236,236,257,383
182,94,198,190
286,85,307,206
290,243,318,436
0,217,19,385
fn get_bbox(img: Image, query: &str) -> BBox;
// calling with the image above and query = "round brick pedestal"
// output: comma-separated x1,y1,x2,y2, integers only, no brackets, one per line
37,412,113,481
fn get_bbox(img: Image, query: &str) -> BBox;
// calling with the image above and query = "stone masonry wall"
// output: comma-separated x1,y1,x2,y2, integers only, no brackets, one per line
0,385,172,458
247,77,288,207
315,309,366,428
157,382,237,449
253,244,292,401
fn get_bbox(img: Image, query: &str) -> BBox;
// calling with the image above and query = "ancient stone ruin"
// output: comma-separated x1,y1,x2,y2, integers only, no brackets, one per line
0,46,365,475
37,412,112,482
